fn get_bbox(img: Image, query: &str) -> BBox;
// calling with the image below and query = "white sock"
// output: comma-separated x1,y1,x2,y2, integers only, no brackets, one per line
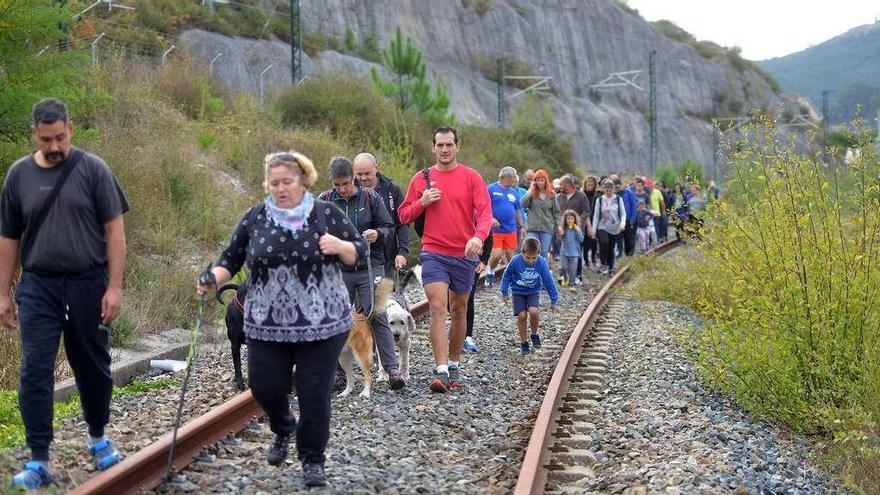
436,364,449,375
448,360,459,369
89,435,106,446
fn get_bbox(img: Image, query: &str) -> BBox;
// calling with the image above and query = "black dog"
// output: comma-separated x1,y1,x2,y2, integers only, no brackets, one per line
216,282,247,391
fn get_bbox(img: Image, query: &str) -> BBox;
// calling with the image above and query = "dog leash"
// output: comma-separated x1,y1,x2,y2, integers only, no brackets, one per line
166,263,212,481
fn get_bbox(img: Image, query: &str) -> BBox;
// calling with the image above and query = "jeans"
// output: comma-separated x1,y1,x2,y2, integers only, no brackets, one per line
525,231,553,260
342,270,398,371
16,268,112,461
561,256,580,283
247,332,348,464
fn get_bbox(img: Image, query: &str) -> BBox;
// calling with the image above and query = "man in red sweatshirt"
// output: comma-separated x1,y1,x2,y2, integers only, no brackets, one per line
398,127,493,393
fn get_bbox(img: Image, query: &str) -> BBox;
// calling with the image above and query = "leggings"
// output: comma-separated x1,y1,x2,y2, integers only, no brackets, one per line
466,271,480,337
583,236,598,264
598,230,620,272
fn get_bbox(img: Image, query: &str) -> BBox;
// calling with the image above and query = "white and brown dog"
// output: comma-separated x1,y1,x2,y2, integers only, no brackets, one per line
338,278,395,399
376,269,418,384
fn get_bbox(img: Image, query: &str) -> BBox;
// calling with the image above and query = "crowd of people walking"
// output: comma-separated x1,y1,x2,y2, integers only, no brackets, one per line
2,99,715,489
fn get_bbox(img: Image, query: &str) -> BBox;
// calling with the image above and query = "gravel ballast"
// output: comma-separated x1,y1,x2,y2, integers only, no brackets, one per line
556,298,850,495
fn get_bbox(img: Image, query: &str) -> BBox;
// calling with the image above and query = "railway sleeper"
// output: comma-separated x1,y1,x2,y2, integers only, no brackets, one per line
546,464,597,484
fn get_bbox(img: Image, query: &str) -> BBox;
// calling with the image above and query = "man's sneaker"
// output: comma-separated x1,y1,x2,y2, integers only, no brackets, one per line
463,336,479,352
530,334,543,349
429,370,451,393
485,272,495,287
388,369,406,390
89,438,121,471
302,462,327,487
574,277,582,286
267,434,290,466
332,369,346,392
448,365,463,390
10,461,52,489
520,342,530,356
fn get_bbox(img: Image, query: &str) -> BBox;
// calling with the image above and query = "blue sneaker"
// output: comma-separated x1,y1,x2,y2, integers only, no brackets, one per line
520,342,530,356
531,333,542,349
89,438,122,471
484,272,495,287
11,461,53,489
463,336,479,352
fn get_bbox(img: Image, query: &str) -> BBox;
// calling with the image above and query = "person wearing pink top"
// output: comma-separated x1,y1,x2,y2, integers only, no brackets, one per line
398,127,493,392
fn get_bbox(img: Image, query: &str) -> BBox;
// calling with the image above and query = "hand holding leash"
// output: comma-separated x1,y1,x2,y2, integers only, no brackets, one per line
196,263,217,295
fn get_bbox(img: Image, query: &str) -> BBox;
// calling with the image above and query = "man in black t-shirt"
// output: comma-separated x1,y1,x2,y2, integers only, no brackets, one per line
0,99,129,489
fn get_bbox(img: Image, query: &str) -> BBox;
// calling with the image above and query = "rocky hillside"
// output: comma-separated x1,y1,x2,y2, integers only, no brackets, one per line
761,22,880,124
180,0,796,176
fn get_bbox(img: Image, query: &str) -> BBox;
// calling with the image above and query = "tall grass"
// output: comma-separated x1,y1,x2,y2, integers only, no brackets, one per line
636,117,880,492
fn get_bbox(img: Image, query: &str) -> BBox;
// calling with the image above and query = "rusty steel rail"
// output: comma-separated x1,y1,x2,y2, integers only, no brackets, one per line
514,238,683,495
68,264,505,494
69,391,263,495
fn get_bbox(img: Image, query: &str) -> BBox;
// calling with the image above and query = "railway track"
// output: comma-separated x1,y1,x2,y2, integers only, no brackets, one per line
514,239,683,495
67,241,682,494
68,266,507,495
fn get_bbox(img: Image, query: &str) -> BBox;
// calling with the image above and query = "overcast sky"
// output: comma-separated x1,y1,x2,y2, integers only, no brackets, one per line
625,0,880,60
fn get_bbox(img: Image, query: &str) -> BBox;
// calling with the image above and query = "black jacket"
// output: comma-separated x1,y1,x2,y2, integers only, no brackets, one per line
320,186,394,271
372,173,410,266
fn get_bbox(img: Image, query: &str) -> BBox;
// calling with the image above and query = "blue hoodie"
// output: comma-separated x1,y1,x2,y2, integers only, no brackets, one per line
500,254,559,304
621,187,637,225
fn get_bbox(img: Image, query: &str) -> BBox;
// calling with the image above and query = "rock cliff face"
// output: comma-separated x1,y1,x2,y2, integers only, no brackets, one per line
180,0,794,176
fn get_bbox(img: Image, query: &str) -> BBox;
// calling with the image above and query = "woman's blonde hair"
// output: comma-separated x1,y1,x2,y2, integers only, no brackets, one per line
262,151,318,191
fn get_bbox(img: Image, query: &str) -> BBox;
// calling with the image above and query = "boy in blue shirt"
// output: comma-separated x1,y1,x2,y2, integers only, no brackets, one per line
500,238,559,355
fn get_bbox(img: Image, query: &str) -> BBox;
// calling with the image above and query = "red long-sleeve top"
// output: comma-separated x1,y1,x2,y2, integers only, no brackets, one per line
398,163,493,257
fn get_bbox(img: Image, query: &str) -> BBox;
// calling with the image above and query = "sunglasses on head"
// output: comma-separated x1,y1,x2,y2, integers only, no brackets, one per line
265,152,299,165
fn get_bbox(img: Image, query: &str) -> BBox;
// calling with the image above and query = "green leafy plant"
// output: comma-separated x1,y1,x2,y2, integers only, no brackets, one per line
638,117,880,492
370,27,455,125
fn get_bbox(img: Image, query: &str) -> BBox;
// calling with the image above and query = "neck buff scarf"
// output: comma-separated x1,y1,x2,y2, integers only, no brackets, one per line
265,191,314,234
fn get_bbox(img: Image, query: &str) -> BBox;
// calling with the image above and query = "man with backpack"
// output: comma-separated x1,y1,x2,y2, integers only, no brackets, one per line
398,127,493,393
1,98,129,488
320,156,405,390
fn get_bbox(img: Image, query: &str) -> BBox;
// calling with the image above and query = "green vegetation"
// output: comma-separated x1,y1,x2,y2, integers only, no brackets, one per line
70,0,292,51
650,19,781,95
371,27,454,125
0,5,576,392
0,378,174,449
761,23,880,123
651,20,696,45
610,0,642,19
636,119,880,493
0,1,95,143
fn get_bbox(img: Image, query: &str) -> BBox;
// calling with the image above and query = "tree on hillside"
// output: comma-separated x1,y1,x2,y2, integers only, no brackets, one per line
370,26,454,125
0,1,92,144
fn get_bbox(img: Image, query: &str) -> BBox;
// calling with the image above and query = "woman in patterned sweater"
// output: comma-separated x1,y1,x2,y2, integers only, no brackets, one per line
197,151,366,487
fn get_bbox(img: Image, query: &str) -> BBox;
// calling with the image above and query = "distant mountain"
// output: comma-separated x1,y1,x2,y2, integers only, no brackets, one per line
761,23,880,124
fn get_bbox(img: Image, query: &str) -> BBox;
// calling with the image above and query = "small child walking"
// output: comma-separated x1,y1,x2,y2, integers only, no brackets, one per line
559,210,584,289
635,200,656,254
500,238,559,356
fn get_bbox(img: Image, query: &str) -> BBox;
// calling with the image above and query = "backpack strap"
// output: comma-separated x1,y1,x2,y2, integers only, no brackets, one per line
422,167,431,189
21,149,83,258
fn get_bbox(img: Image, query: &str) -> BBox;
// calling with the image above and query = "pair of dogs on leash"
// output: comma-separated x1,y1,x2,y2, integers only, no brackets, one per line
216,269,419,398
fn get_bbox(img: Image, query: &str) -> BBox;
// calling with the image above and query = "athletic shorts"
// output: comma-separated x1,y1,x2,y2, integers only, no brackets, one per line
421,252,478,294
512,293,540,316
492,231,518,250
